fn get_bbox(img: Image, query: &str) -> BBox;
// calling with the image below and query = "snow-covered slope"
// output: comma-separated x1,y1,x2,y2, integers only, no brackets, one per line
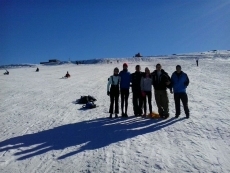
0,55,230,172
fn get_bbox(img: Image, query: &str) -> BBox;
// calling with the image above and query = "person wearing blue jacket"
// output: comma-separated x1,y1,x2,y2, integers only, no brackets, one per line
119,63,131,117
170,65,190,118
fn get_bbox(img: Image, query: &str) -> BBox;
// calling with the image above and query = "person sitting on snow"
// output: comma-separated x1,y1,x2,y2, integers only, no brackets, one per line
4,70,9,75
36,68,39,72
65,71,70,78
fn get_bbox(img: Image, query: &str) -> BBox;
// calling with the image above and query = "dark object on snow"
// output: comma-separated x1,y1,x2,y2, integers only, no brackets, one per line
76,95,97,104
65,71,70,78
82,102,97,109
4,70,9,75
88,95,97,102
36,68,39,72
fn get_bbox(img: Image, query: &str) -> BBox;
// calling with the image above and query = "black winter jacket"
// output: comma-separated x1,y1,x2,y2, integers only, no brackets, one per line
151,69,171,90
131,71,144,92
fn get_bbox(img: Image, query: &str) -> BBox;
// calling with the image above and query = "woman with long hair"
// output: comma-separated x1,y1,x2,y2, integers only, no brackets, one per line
141,67,153,117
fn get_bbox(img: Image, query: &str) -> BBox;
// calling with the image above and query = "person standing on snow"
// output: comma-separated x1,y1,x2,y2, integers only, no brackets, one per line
131,65,144,116
151,64,171,119
196,59,199,67
141,67,153,117
170,65,190,119
119,63,131,117
107,67,121,118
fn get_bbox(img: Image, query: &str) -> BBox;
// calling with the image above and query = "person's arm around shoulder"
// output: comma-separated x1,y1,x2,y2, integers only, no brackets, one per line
151,72,155,85
165,72,171,86
170,73,174,94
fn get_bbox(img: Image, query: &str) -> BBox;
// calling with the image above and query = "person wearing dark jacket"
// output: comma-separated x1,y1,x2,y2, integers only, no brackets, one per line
151,64,171,119
170,65,190,118
107,67,121,118
119,63,131,117
196,59,199,67
131,65,143,116
4,70,9,75
65,71,70,78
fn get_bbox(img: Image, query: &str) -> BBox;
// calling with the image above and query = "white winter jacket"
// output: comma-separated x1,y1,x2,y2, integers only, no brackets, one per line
141,76,152,91
107,75,121,91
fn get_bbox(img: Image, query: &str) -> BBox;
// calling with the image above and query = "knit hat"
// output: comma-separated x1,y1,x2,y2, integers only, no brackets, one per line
123,63,128,67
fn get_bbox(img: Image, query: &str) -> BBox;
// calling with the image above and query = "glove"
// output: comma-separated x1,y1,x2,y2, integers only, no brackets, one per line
141,91,146,97
107,91,110,96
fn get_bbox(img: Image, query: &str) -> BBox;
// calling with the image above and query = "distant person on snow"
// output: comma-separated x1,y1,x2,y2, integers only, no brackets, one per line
36,67,39,72
196,59,199,67
131,65,144,116
4,70,9,75
141,67,153,117
119,63,131,117
170,65,190,119
107,67,121,118
65,71,70,78
151,64,171,119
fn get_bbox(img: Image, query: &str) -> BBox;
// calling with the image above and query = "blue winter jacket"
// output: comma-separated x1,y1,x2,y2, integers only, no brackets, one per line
119,70,131,89
171,71,189,93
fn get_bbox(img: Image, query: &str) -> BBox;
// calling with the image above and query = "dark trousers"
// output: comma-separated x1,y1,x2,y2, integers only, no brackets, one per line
109,86,119,114
154,90,169,116
174,93,189,116
143,91,152,114
196,61,198,66
120,89,129,114
133,91,143,115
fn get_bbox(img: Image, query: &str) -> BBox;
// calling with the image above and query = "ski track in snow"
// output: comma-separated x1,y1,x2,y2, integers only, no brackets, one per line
0,57,230,173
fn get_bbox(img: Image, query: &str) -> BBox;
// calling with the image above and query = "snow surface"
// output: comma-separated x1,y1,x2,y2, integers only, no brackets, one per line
0,55,230,173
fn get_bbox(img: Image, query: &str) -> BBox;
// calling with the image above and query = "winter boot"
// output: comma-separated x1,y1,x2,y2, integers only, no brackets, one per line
186,114,189,119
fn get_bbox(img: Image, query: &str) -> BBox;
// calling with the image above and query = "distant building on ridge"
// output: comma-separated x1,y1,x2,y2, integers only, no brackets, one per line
40,59,60,65
134,52,142,57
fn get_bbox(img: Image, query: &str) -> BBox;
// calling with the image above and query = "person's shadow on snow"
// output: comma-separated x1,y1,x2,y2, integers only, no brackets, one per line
0,117,185,160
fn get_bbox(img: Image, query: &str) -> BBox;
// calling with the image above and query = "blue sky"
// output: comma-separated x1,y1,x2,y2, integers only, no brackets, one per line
0,0,230,65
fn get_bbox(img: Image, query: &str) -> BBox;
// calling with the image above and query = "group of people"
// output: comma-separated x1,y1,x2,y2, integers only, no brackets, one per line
107,63,190,119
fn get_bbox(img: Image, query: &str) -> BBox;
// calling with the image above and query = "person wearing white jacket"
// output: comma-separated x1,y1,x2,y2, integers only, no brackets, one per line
141,67,153,117
107,67,121,118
